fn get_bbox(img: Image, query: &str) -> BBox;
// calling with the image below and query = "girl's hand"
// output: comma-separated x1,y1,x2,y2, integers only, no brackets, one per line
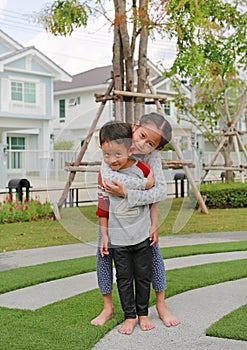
149,227,158,246
103,179,128,197
100,236,109,257
146,169,154,189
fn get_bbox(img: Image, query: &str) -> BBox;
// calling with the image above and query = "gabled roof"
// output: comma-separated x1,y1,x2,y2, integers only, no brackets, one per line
0,29,71,82
54,65,113,91
0,29,23,51
54,60,164,92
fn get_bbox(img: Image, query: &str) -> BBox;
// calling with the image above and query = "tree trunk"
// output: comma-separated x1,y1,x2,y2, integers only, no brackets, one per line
135,0,149,121
221,137,234,182
113,0,125,121
115,0,135,124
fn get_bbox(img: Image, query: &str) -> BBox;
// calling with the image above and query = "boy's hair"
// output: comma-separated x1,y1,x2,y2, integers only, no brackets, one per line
99,121,133,148
139,112,172,149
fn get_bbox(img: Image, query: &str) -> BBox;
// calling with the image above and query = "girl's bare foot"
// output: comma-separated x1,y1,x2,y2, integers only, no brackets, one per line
156,301,180,327
91,306,114,326
118,318,136,335
138,316,155,331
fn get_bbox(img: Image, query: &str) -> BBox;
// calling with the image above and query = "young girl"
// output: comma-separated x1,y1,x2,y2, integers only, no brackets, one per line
91,112,180,328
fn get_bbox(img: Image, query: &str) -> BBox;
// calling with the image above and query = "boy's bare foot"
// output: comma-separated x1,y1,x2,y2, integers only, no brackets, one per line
156,302,180,327
118,318,136,335
138,316,155,331
90,306,114,326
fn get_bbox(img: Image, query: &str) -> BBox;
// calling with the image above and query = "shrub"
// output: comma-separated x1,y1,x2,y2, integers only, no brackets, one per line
54,140,74,150
0,196,53,224
199,182,247,208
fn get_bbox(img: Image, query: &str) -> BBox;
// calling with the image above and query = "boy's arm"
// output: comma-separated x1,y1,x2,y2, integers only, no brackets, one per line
149,202,159,246
96,172,110,257
99,216,109,257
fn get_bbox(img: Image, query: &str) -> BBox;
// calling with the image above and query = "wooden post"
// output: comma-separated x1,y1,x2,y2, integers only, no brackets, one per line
56,80,114,213
147,80,209,214
200,136,228,183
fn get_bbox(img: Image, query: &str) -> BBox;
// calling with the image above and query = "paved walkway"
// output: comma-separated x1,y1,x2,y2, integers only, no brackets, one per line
0,231,247,349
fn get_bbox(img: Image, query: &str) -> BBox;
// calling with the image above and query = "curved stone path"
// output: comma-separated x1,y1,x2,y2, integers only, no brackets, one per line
0,231,246,349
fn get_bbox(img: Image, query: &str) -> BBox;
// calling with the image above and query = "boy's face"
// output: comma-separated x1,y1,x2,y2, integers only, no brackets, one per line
131,122,162,155
101,140,132,170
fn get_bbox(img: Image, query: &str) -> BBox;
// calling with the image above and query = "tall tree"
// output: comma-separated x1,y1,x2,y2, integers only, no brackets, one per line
165,0,247,181
39,0,169,123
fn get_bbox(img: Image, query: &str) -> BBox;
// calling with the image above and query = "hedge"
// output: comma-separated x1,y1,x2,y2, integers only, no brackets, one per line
199,182,247,208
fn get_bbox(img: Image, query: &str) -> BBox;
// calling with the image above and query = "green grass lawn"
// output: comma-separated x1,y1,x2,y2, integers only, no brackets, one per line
206,305,247,341
0,199,246,348
0,198,247,252
1,241,247,294
1,259,247,350
0,242,247,349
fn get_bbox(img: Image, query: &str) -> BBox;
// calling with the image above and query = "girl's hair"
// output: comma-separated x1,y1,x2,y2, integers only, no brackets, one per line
139,112,172,149
99,121,133,148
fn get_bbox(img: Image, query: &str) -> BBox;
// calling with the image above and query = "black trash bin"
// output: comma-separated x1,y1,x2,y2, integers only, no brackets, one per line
220,172,225,183
8,178,32,202
174,173,187,198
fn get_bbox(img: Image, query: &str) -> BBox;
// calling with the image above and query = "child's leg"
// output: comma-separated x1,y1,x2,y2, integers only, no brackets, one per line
152,243,180,327
113,245,137,335
134,239,154,332
91,224,114,326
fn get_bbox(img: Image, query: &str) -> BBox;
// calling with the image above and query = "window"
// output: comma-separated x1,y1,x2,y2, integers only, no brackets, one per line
59,99,65,122
164,101,171,116
11,81,36,103
7,136,25,169
69,96,81,106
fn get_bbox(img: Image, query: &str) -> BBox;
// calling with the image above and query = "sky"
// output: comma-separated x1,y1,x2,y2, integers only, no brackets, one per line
0,0,177,75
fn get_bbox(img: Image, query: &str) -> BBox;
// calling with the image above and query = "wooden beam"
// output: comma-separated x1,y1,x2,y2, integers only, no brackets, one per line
203,166,247,171
147,79,209,214
64,166,100,172
113,89,167,100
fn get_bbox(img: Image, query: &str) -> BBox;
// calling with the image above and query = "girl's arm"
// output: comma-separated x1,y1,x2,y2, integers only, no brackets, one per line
96,172,110,257
127,151,167,207
101,159,148,190
105,151,167,207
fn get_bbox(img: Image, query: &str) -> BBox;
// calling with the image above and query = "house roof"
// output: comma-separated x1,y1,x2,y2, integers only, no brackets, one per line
53,59,192,94
0,29,23,51
54,65,113,91
0,30,72,82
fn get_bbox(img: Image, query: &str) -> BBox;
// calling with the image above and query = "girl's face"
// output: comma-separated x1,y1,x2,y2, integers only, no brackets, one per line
131,122,162,155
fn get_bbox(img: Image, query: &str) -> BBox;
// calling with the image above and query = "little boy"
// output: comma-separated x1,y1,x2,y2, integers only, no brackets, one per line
97,121,155,335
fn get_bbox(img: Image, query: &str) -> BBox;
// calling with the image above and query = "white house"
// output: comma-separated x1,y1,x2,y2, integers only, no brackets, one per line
0,29,193,190
53,60,193,161
0,29,71,187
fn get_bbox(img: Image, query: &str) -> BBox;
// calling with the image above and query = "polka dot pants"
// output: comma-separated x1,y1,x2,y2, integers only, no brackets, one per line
97,224,166,295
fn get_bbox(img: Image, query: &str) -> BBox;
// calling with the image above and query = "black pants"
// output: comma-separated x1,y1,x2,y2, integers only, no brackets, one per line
113,238,152,319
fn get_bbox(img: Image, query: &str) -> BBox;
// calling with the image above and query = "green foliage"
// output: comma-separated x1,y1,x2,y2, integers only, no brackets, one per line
39,0,91,36
54,140,74,150
199,182,247,208
165,0,247,150
0,196,53,223
162,143,175,151
167,0,247,79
